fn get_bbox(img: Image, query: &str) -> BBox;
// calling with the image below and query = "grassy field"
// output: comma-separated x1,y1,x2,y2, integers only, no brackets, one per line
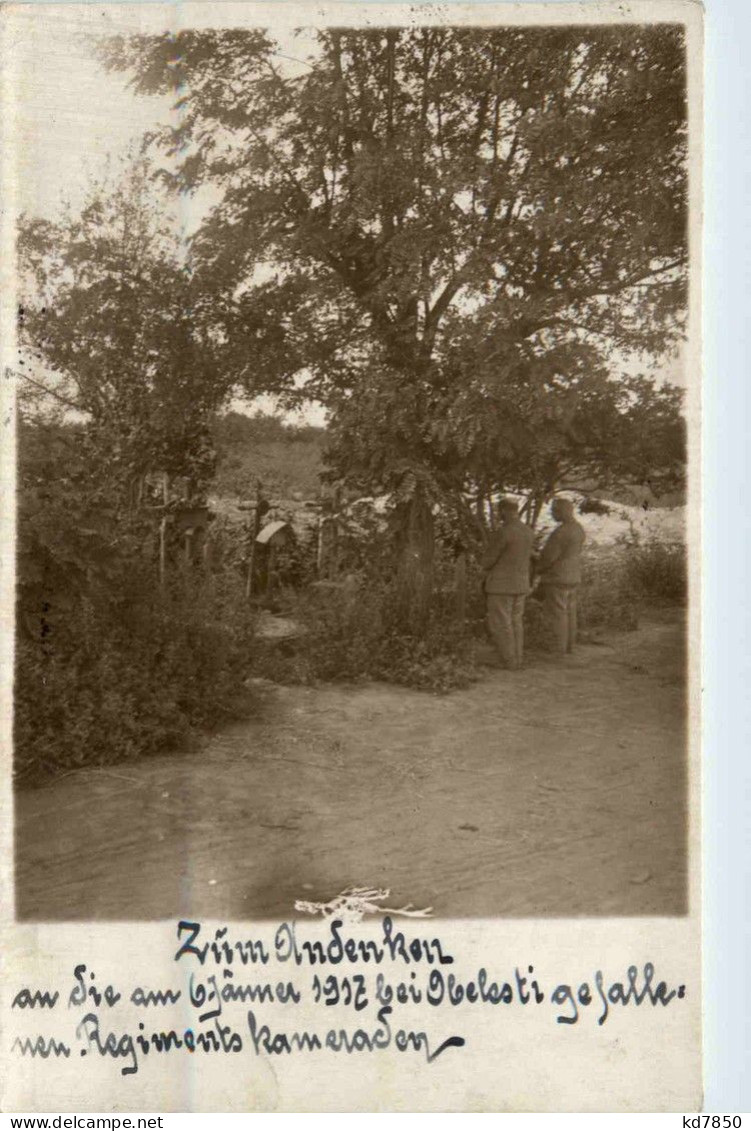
212,411,326,502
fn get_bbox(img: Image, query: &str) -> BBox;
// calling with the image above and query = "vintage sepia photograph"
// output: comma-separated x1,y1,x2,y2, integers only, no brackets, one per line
10,3,696,927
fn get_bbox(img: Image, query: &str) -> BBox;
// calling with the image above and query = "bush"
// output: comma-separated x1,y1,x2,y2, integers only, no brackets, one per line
576,554,640,632
623,538,687,604
252,579,478,694
14,416,263,786
14,572,256,785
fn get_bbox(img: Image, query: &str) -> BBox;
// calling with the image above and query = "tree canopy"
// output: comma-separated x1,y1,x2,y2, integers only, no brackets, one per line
102,24,688,516
17,163,227,500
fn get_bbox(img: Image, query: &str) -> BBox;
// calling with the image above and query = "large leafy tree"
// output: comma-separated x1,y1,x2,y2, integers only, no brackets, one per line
326,345,686,528
15,162,239,633
17,162,229,503
104,25,688,617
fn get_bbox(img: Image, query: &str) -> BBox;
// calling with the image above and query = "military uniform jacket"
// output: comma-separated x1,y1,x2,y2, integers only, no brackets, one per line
481,519,534,595
537,519,586,586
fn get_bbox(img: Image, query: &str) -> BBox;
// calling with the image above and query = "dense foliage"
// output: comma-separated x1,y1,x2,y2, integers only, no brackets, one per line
15,410,258,785
14,169,261,784
104,26,688,567
18,164,228,504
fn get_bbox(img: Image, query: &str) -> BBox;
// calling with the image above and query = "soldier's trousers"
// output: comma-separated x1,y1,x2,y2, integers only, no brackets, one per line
486,593,526,669
543,584,578,655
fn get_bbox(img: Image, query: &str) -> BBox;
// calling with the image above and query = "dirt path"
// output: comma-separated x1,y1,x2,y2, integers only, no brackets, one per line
15,610,687,920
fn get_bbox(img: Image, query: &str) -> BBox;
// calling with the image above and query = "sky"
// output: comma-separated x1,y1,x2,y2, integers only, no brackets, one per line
7,7,319,221
7,5,686,419
7,7,332,424
9,10,169,220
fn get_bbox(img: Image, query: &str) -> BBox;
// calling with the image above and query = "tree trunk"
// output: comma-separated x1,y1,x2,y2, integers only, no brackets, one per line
393,486,434,633
158,516,167,588
454,551,468,624
528,491,546,528
246,480,265,599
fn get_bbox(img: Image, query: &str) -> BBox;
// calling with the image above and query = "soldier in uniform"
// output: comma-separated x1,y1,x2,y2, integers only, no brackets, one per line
481,499,535,669
536,496,586,656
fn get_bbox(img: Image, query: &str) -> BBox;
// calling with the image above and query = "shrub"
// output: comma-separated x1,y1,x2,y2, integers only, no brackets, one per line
252,578,478,694
15,417,261,786
623,538,687,604
14,571,256,785
576,554,640,632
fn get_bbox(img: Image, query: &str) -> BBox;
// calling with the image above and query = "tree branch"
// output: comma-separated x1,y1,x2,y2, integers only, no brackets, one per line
13,369,83,413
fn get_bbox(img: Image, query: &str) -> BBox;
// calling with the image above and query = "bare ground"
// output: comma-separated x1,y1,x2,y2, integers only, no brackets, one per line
14,609,687,921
